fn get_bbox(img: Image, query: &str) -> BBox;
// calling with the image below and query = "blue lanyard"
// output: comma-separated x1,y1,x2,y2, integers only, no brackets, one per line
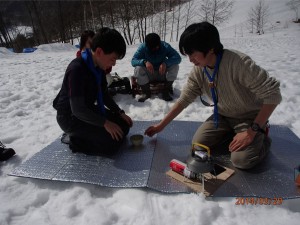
81,49,106,115
203,53,222,128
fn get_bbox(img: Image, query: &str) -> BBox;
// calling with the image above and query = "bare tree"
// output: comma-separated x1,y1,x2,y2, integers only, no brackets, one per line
57,0,66,43
183,0,196,30
0,0,192,48
176,0,182,41
88,0,96,31
170,1,176,42
82,1,88,30
0,2,13,48
108,3,116,29
248,17,255,33
199,0,210,22
287,0,300,21
198,0,234,26
62,2,80,44
150,0,155,33
133,0,151,43
163,0,168,41
25,1,40,45
118,0,136,45
31,1,49,43
248,0,269,35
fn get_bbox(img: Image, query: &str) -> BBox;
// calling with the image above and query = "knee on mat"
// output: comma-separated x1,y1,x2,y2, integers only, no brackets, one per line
69,136,122,156
230,153,260,170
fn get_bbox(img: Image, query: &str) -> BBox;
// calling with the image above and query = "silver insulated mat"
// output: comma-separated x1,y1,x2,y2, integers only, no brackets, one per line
147,121,300,198
10,121,156,188
9,121,300,198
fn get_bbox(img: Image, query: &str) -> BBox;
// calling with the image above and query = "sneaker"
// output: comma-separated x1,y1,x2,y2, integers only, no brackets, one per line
69,136,93,153
138,93,151,102
69,136,83,153
0,141,16,161
162,90,173,101
61,133,70,144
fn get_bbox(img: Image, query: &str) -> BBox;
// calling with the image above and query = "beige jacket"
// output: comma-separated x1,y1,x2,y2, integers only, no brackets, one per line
177,49,282,119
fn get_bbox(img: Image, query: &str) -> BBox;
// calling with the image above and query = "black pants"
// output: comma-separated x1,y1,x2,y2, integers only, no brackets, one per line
57,110,130,156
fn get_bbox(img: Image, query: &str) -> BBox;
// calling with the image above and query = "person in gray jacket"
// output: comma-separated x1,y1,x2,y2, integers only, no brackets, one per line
131,33,181,102
145,22,282,169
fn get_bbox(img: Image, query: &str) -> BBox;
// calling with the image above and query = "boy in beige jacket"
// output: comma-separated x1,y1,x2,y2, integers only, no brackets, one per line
145,22,282,169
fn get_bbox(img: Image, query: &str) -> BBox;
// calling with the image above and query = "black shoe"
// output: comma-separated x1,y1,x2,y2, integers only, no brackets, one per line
61,133,70,144
0,141,16,161
69,136,85,153
162,90,173,101
163,81,174,101
138,93,151,102
138,83,151,102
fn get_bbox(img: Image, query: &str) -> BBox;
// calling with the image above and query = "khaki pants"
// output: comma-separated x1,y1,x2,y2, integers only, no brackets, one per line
192,114,271,169
134,65,179,85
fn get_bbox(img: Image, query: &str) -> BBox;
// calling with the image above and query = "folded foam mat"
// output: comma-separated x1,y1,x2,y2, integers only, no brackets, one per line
9,121,300,198
10,121,156,188
147,121,300,198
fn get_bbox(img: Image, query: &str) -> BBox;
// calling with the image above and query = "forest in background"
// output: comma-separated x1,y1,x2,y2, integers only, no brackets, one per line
1,0,237,52
1,0,298,52
1,0,190,52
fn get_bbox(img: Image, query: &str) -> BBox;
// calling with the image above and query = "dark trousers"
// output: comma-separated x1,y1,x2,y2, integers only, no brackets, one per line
57,110,130,156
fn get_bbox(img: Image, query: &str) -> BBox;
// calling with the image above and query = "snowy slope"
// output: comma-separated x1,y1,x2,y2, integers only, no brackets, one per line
0,0,300,224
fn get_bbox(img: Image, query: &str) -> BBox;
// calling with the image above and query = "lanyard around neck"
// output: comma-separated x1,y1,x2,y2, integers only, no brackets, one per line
203,53,222,128
203,53,222,86
81,49,106,115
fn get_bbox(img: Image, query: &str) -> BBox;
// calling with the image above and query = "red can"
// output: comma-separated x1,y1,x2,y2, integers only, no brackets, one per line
170,159,186,175
170,159,197,179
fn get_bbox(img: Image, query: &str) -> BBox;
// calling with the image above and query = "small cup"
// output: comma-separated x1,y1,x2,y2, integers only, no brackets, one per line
130,134,144,146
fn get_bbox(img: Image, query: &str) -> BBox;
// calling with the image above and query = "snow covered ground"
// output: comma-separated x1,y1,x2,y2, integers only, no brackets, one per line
1,0,300,224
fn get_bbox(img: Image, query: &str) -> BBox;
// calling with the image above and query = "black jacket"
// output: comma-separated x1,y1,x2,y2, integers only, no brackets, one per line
53,57,121,127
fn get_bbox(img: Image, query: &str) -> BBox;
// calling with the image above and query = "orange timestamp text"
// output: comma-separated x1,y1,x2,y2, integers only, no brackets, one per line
235,197,283,205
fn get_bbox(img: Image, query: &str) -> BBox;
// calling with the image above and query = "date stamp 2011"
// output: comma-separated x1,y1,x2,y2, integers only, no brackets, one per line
235,197,283,205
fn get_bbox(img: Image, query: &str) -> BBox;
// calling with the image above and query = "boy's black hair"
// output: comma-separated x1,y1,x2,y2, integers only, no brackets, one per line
91,27,126,59
179,22,223,56
79,30,95,50
145,33,161,50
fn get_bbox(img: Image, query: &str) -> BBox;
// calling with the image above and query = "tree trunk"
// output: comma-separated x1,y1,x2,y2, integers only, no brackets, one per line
0,10,12,47
176,0,181,41
109,3,115,29
89,0,96,31
58,0,66,43
32,0,48,43
25,2,40,45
